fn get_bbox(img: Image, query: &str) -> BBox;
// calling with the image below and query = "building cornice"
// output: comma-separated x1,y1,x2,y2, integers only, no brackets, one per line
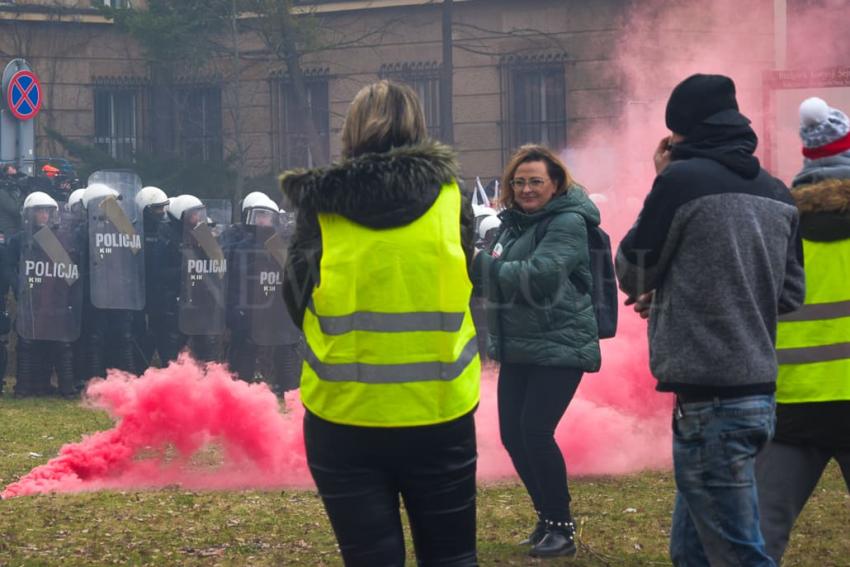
0,0,475,24
0,5,112,25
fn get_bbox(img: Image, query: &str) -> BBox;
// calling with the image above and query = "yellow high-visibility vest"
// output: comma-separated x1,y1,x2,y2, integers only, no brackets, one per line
300,181,480,427
776,238,850,403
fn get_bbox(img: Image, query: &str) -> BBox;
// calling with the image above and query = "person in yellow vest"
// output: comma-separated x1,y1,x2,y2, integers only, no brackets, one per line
756,97,850,564
280,80,480,567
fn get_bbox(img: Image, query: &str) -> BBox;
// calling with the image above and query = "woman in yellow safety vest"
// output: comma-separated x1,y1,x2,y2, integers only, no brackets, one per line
756,96,850,564
280,80,480,567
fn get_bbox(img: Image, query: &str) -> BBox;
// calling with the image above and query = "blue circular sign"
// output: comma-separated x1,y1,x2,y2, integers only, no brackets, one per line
7,70,42,121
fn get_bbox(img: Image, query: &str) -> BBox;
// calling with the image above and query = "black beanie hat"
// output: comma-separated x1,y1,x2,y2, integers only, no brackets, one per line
665,74,741,135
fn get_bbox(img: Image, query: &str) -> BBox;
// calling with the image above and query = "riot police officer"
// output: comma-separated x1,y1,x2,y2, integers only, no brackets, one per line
7,192,82,397
82,178,144,378
223,192,302,394
134,186,170,367
65,188,86,221
151,194,226,364
66,186,89,391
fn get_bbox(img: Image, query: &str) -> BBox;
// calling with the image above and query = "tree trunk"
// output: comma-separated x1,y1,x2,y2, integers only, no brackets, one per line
277,4,328,166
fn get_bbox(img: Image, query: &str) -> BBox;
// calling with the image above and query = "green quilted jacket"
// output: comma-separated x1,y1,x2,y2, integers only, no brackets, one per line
472,185,601,371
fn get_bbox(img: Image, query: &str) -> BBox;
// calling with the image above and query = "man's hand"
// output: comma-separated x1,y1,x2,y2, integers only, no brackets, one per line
624,291,654,320
653,136,673,174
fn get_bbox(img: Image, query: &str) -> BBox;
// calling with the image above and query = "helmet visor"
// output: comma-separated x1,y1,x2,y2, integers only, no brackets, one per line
246,208,279,227
25,206,59,228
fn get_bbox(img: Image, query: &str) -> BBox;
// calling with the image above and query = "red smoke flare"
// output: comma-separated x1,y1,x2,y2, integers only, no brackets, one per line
2,355,308,498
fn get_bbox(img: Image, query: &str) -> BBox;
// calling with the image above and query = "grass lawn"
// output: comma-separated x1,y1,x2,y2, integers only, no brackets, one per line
1,396,847,566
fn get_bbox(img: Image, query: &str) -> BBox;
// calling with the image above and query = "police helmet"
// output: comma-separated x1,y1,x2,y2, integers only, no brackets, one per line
473,204,498,219
67,188,86,210
241,191,276,213
478,214,501,241
23,191,59,211
168,194,205,221
136,186,170,211
81,183,120,210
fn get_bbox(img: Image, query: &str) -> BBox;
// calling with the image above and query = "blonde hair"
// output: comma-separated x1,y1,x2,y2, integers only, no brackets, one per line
341,80,428,158
499,144,574,209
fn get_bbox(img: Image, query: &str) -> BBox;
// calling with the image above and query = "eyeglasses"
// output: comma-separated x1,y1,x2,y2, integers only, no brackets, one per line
510,177,548,189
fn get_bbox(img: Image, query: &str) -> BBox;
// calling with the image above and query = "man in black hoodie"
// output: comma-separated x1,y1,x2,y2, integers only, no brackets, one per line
616,74,805,566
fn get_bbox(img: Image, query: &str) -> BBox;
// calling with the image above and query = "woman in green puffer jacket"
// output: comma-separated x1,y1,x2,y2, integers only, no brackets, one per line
471,144,601,559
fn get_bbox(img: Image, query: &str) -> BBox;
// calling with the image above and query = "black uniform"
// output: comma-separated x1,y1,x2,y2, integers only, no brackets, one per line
148,216,188,364
150,213,225,364
134,207,167,368
222,222,302,393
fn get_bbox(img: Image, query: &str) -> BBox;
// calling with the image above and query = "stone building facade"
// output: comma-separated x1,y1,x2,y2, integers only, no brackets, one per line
0,0,809,192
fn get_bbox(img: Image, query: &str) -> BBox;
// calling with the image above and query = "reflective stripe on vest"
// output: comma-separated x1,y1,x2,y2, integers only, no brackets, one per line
303,336,479,383
776,238,850,403
300,181,480,427
307,300,465,335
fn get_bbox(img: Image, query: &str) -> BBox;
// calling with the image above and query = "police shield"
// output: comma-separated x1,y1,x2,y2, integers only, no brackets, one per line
87,170,144,310
179,220,227,335
239,225,299,346
88,190,145,310
16,217,83,341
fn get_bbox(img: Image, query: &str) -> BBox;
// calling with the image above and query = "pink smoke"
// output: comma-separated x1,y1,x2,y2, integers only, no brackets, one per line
2,355,310,499
477,316,672,481
4,308,667,499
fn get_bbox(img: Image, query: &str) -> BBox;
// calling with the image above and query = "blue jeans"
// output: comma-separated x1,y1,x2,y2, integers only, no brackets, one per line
670,394,776,567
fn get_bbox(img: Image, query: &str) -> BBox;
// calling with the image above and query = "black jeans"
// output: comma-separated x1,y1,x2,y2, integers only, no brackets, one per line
304,410,478,567
498,363,582,523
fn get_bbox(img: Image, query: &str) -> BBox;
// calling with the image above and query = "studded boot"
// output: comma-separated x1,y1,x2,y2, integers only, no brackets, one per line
529,518,577,558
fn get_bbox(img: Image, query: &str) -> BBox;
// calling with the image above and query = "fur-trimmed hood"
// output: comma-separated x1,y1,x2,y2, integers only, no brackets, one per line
792,178,850,214
280,141,459,228
791,178,850,242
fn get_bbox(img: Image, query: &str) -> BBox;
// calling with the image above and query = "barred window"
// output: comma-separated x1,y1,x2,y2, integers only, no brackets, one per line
505,63,566,154
276,79,330,169
94,89,138,161
381,64,441,139
178,87,222,162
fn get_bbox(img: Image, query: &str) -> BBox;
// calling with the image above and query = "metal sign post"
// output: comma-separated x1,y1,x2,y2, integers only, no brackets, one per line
1,59,41,175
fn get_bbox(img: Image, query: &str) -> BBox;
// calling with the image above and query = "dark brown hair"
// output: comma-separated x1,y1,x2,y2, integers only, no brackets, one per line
499,144,574,209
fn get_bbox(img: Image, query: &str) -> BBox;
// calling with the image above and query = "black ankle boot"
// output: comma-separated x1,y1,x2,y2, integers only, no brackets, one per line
529,519,577,558
519,512,546,546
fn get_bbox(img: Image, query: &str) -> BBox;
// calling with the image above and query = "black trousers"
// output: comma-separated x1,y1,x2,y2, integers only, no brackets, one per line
88,309,137,376
16,337,74,396
227,334,302,393
148,310,186,367
498,363,582,523
304,410,478,567
756,441,850,562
